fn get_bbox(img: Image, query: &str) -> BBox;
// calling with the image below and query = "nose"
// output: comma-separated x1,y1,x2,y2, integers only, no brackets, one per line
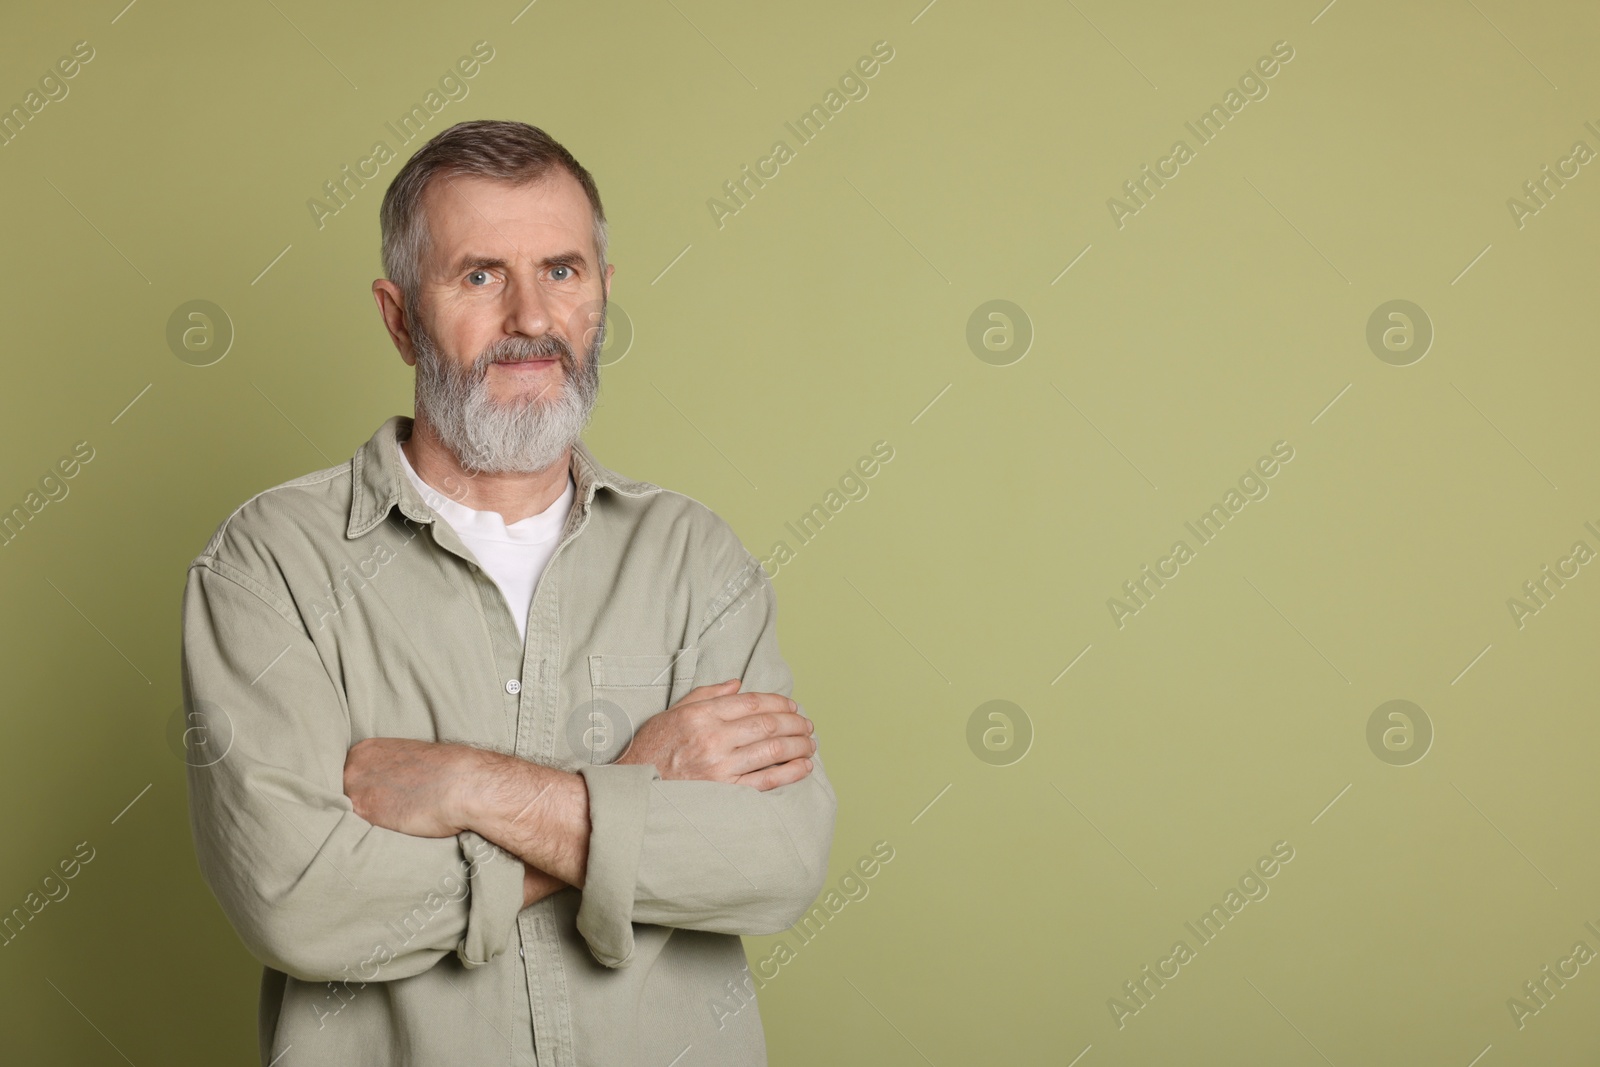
503,267,554,339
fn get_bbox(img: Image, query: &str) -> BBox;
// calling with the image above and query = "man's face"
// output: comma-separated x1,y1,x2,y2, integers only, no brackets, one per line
405,171,611,474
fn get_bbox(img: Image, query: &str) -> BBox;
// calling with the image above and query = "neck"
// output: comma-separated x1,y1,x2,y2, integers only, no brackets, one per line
403,411,572,524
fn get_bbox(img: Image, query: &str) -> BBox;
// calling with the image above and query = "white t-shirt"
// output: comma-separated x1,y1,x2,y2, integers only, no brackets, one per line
397,440,575,643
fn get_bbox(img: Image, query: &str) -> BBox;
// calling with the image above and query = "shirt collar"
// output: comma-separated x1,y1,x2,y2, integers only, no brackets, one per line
346,414,659,539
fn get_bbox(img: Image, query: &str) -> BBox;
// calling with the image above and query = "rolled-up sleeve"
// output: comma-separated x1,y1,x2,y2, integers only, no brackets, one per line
575,538,838,968
181,557,524,983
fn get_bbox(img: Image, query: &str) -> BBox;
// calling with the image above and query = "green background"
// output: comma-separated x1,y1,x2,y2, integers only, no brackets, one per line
2,0,1597,1063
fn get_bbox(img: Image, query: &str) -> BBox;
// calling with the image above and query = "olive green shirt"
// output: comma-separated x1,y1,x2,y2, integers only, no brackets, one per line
180,415,837,1066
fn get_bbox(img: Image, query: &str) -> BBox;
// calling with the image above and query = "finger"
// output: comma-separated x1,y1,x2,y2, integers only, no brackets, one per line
708,690,798,721
725,734,817,777
725,712,814,749
734,757,813,792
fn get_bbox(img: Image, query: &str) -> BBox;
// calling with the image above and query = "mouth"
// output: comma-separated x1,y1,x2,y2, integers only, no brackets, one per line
493,357,560,368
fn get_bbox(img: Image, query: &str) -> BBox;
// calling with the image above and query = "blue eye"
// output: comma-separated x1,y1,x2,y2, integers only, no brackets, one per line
467,270,491,286
551,265,572,281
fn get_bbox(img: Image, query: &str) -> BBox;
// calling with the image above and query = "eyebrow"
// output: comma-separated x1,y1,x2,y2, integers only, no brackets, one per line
449,250,589,275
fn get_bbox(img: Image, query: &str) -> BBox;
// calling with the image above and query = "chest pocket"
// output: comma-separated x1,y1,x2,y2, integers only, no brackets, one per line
566,647,700,766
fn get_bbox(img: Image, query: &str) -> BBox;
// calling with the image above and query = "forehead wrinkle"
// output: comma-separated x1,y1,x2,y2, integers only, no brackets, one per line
435,174,528,273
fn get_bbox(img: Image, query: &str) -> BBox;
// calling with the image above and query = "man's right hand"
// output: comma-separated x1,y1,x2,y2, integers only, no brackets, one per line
616,679,817,791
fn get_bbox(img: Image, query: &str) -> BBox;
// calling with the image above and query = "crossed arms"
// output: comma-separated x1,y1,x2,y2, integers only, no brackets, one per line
339,677,821,908
182,548,836,983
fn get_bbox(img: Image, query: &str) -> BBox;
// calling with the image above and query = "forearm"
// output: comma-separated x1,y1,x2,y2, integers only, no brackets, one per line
522,863,568,909
630,770,835,932
575,754,836,945
462,750,591,887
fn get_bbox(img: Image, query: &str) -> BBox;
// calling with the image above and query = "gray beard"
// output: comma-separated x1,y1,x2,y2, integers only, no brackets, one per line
411,305,603,474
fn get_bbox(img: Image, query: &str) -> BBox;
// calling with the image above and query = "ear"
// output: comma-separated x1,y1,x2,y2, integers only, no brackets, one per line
373,279,418,367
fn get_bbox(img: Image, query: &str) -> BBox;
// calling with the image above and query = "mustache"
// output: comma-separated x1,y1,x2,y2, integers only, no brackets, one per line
477,332,574,371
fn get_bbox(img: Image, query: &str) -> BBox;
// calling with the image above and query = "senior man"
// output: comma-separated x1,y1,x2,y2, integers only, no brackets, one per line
180,119,836,1067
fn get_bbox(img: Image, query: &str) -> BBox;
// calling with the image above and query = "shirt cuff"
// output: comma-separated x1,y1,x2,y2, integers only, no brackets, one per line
575,762,660,968
455,830,523,968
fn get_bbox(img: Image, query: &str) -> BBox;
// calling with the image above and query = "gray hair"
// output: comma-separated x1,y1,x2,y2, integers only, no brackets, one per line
379,120,608,322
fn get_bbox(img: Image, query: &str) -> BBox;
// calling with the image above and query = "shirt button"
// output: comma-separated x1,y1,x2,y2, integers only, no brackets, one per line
506,679,522,695
519,946,526,959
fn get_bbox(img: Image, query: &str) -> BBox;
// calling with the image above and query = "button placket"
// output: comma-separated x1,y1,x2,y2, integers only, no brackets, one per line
518,501,582,1067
